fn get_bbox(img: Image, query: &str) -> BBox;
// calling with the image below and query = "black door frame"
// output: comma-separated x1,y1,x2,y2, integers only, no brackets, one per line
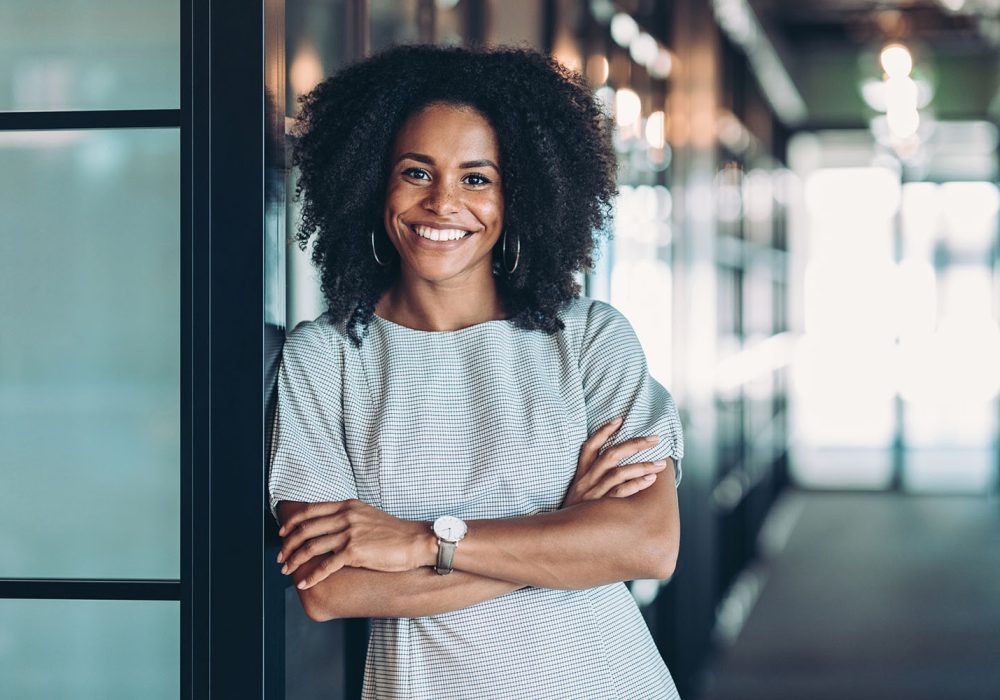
185,0,284,697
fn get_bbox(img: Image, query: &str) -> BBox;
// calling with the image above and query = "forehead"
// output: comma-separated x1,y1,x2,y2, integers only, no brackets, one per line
392,103,499,160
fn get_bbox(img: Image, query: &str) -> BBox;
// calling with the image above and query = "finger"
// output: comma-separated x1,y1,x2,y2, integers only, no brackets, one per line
297,552,346,590
279,500,355,537
609,473,657,498
283,532,348,576
586,460,667,500
597,434,660,470
579,417,625,467
278,515,349,564
582,436,661,492
575,435,657,496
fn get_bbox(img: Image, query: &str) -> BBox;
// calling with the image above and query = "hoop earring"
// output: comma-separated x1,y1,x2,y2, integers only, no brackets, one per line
502,229,520,274
371,229,388,267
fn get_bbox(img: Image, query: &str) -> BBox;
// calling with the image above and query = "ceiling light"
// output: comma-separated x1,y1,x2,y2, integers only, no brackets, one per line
649,48,674,79
629,32,658,66
884,76,918,113
937,0,966,12
589,0,616,23
615,88,642,127
610,13,639,48
880,44,913,78
645,111,666,149
887,108,920,139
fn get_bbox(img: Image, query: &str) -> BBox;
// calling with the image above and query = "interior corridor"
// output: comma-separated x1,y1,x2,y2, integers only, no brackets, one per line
701,491,1000,700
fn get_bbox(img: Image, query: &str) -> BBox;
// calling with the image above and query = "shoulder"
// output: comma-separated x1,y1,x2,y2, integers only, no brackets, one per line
282,312,351,367
558,295,630,329
558,296,639,353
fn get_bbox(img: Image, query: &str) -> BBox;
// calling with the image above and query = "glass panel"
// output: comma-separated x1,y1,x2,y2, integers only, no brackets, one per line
286,0,352,324
286,0,349,118
436,0,467,45
0,0,179,111
0,599,179,699
610,185,675,386
0,129,179,578
371,0,419,52
790,167,900,488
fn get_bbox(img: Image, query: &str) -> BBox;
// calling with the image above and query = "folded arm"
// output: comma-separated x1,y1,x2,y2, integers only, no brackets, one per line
279,501,525,621
278,456,679,621
446,461,679,589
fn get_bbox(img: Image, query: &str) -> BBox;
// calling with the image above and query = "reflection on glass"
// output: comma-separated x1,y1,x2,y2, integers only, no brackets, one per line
285,0,349,117
0,0,179,111
609,185,674,386
286,0,352,324
436,0,467,45
0,600,179,699
371,0,420,51
0,129,179,578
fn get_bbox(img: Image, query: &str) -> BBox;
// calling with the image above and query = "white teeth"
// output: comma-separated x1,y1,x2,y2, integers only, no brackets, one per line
413,225,469,241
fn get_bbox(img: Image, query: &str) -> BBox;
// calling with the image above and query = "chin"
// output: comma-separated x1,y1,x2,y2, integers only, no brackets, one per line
411,266,473,284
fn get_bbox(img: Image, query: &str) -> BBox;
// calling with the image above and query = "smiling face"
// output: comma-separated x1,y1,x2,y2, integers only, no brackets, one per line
383,102,504,288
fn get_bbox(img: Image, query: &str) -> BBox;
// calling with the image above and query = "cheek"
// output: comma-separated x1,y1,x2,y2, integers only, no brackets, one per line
480,195,504,225
383,186,410,226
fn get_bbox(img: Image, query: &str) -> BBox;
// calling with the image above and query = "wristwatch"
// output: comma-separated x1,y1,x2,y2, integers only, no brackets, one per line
432,515,468,575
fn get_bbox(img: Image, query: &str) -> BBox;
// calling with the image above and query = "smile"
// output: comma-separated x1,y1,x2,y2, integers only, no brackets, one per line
409,224,474,242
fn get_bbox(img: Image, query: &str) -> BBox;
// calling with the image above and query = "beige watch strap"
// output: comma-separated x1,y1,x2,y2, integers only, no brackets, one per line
435,539,457,575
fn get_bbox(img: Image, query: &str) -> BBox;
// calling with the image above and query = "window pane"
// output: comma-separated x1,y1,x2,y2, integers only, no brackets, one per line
286,0,349,118
371,0,419,51
0,0,179,111
0,129,179,578
0,599,179,699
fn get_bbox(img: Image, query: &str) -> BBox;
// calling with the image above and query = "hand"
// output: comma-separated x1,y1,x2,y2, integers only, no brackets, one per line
561,417,668,508
277,499,432,590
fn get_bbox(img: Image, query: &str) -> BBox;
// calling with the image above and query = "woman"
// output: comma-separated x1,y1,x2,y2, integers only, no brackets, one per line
268,44,685,699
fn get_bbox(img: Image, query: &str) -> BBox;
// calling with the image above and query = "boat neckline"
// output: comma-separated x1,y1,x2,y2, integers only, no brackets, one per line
371,312,513,335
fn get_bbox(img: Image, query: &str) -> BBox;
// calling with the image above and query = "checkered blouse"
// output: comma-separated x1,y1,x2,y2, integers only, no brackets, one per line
268,296,684,699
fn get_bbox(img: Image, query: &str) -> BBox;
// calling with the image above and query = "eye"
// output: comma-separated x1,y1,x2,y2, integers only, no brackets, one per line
401,167,430,181
463,172,492,186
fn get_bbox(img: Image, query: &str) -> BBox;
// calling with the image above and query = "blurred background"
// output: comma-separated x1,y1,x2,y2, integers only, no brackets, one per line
2,1,999,699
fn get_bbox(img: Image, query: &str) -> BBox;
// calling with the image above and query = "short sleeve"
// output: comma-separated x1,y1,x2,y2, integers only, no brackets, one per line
580,301,685,486
267,319,358,525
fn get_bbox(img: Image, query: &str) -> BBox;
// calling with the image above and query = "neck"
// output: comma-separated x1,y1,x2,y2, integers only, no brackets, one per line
377,269,506,332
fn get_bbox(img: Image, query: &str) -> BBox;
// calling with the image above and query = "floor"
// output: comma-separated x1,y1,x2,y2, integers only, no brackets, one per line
699,491,1000,700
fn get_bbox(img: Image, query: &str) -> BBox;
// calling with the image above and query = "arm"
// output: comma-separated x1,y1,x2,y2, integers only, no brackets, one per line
280,421,672,620
279,500,524,622
442,455,679,589
280,455,679,594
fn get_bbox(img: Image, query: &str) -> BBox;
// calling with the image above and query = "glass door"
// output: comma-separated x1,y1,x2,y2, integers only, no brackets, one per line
0,1,182,697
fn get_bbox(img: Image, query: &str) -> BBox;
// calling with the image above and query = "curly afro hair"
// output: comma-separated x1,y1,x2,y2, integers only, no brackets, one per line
291,43,618,346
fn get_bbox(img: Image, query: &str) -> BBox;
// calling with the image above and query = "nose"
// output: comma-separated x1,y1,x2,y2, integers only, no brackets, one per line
423,180,461,215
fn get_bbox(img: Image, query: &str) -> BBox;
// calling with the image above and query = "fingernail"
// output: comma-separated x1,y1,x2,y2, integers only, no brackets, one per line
276,552,283,563
654,460,667,468
614,416,624,425
297,581,307,590
643,474,657,481
647,435,660,443
278,528,285,536
281,565,288,574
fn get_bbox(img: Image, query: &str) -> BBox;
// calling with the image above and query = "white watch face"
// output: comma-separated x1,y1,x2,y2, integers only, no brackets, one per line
433,515,467,542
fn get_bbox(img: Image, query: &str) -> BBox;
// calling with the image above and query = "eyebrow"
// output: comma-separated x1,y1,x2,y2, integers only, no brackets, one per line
396,152,499,171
